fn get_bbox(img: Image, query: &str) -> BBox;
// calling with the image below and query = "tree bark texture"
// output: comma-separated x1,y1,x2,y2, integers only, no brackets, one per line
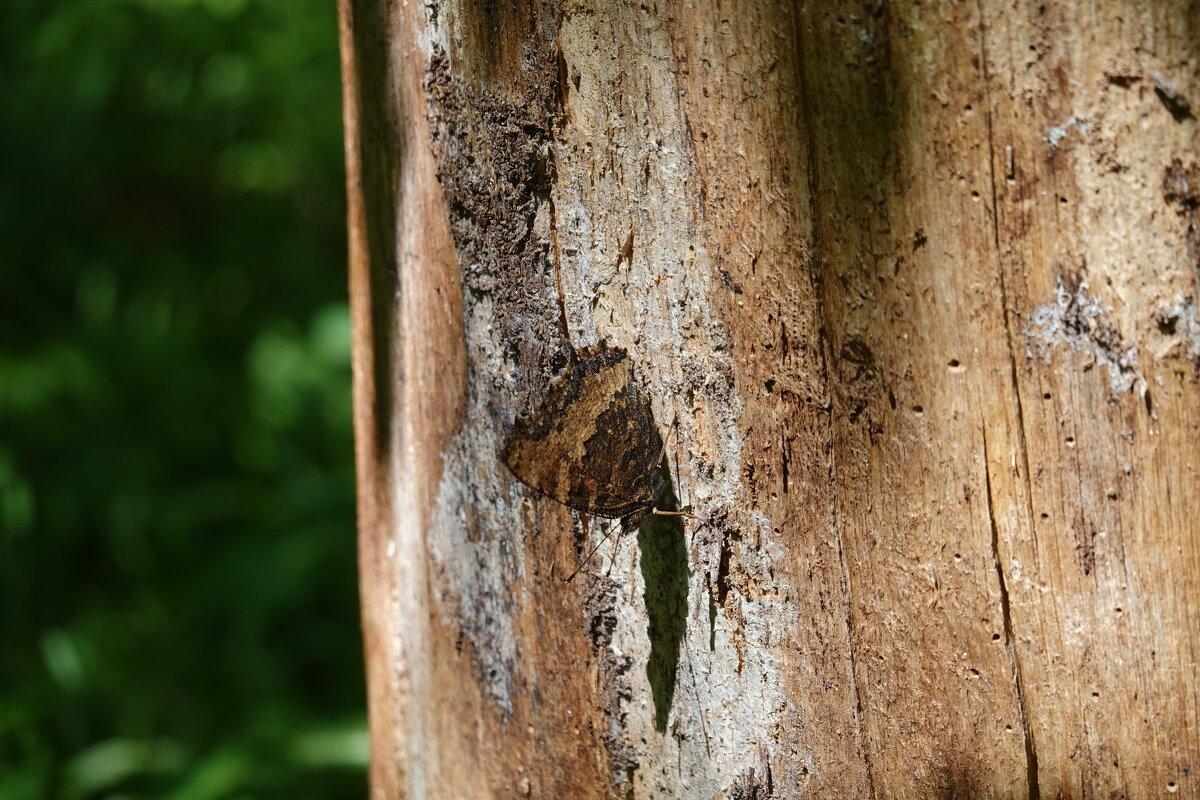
340,1,1200,797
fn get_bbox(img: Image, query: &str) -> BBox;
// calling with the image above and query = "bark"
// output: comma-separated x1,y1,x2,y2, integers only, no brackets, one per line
339,1,1200,797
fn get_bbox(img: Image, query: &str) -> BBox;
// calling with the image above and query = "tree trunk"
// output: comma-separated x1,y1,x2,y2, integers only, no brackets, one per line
339,1,1200,797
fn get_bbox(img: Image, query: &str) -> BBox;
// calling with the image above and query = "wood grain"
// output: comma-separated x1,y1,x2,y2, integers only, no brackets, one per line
341,0,1200,796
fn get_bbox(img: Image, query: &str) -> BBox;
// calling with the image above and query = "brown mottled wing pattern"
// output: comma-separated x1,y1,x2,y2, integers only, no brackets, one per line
501,345,667,520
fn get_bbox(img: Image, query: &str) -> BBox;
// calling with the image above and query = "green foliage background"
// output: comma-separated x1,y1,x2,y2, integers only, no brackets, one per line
0,0,364,797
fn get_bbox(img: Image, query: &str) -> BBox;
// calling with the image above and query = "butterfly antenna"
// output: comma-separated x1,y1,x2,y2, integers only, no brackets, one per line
652,415,708,523
561,520,619,583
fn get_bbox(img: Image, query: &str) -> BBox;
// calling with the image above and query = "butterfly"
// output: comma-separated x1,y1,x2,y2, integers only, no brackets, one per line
501,343,670,526
502,343,703,580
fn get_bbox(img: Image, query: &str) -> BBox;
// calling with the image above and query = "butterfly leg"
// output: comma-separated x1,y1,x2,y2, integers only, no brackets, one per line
561,517,620,583
603,518,629,579
651,506,706,521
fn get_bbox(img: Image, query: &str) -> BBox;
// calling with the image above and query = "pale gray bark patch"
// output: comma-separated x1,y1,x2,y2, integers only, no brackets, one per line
1023,277,1145,395
547,8,803,793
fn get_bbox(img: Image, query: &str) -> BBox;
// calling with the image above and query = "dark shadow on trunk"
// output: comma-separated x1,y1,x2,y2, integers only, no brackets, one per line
638,470,688,733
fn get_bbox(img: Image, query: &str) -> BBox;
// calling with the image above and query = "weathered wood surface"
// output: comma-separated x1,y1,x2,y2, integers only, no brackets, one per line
340,1,1200,797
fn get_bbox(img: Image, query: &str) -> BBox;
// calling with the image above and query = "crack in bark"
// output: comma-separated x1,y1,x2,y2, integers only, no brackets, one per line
819,334,875,799
976,5,1041,797
983,428,1040,800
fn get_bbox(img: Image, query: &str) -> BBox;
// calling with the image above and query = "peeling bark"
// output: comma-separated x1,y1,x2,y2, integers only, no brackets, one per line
340,1,1200,797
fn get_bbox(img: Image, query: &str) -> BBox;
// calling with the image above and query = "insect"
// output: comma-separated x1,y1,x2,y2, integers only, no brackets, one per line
501,343,697,578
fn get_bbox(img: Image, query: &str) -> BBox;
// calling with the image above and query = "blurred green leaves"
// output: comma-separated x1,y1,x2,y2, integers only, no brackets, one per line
0,0,362,797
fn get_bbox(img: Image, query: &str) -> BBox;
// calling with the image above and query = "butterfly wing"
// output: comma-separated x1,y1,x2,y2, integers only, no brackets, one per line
502,345,666,519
